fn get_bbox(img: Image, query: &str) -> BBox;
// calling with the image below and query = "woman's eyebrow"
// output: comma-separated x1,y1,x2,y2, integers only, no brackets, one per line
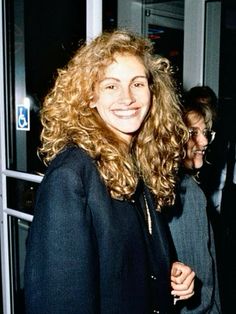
100,75,148,83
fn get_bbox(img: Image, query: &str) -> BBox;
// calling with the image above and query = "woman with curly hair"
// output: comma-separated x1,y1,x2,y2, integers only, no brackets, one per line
24,29,195,314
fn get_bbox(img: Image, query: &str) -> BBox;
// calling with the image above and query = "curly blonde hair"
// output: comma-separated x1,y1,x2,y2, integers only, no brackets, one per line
39,29,188,209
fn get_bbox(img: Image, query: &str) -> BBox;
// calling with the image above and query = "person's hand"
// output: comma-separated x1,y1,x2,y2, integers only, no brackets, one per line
171,261,195,304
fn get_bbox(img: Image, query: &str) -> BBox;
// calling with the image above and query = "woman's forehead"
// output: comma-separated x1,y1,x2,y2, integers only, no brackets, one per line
186,111,206,127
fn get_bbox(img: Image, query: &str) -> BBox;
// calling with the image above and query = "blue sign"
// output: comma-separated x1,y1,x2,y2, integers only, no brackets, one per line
16,104,30,131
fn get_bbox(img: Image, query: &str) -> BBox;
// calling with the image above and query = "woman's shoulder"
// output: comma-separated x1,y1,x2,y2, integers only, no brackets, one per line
51,145,93,165
178,171,199,189
44,145,96,178
177,171,206,205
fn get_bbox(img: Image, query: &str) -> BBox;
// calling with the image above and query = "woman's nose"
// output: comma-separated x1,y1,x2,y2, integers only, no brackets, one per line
119,86,135,105
196,132,208,146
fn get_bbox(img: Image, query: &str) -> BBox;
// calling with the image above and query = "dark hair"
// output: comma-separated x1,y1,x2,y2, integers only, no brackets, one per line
184,86,218,124
183,102,214,130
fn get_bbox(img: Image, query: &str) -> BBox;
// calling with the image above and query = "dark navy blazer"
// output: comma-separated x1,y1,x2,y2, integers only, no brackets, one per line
24,146,174,314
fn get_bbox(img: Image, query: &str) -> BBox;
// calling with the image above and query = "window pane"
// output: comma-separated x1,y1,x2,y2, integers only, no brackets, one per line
4,0,86,174
8,216,31,314
7,177,39,215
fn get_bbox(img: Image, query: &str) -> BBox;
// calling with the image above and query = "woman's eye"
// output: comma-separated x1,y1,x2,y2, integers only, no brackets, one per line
105,85,116,90
189,130,199,137
133,82,145,88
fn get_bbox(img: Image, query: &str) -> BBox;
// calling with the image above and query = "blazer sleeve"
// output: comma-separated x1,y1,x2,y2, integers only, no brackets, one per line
24,164,99,314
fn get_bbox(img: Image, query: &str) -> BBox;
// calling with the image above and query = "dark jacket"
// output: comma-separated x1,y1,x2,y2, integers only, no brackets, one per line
165,171,221,313
24,146,174,314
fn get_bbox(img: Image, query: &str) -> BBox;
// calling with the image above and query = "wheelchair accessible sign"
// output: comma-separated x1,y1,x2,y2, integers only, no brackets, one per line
16,103,30,131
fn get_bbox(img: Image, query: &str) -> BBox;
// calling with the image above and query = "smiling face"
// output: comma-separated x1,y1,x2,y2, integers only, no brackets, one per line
90,54,151,143
184,112,208,170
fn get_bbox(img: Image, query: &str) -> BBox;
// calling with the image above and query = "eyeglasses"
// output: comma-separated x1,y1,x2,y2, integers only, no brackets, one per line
188,128,216,144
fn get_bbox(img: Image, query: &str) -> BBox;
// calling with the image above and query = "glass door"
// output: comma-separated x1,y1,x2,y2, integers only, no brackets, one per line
0,0,87,313
142,0,184,87
5,0,86,174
